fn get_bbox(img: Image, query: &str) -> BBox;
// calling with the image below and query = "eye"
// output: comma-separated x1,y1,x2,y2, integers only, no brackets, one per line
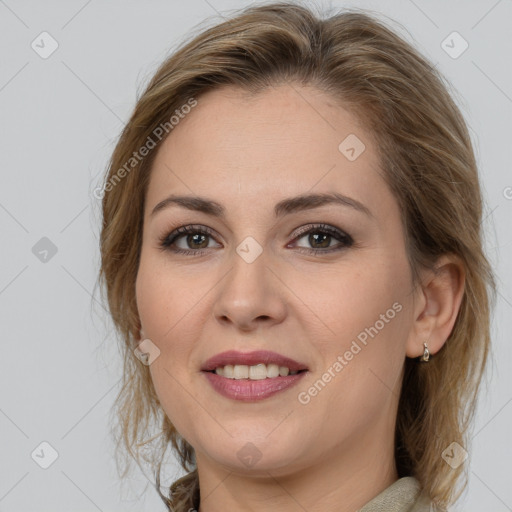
288,223,353,255
158,223,354,257
158,224,219,256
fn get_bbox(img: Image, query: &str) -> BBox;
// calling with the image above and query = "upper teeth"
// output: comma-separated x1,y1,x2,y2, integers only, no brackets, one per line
215,364,299,379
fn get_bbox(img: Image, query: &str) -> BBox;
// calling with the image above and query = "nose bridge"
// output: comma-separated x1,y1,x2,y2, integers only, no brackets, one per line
212,238,286,329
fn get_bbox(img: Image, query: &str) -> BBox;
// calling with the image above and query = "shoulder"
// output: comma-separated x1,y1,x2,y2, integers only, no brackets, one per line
358,476,438,512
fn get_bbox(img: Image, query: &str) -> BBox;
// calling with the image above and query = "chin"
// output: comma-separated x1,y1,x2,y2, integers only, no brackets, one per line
197,432,308,475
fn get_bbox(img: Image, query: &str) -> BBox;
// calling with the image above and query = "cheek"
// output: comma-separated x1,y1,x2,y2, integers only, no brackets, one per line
135,251,202,342
298,255,410,411
135,250,215,359
136,258,204,436
293,256,409,348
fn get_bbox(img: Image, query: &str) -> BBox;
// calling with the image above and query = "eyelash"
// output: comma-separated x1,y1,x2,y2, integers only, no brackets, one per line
158,223,354,257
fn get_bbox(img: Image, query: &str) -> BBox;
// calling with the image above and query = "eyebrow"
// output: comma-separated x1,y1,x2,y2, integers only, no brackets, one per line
150,192,373,219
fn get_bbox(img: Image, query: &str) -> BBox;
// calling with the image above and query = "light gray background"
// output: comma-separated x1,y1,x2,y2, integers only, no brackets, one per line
1,0,511,511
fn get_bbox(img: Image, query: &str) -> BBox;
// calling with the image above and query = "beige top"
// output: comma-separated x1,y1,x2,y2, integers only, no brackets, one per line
358,476,434,511
189,475,435,511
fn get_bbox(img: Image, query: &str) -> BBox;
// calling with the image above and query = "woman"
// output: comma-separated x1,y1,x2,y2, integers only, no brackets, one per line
98,2,496,511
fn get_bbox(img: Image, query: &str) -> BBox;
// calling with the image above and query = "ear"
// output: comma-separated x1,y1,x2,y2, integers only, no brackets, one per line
406,254,465,358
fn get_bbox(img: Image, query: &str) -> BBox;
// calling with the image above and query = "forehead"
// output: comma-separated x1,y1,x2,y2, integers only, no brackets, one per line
146,84,392,220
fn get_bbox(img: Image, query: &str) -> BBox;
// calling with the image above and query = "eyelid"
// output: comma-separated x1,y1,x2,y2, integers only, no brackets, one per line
288,223,353,251
159,222,354,258
290,223,351,241
160,222,351,243
158,224,219,247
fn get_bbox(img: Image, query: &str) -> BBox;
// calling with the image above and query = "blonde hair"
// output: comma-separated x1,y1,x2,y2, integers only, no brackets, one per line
97,2,496,510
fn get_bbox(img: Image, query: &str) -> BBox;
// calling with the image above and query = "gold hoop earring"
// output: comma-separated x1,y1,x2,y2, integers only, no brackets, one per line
419,341,430,362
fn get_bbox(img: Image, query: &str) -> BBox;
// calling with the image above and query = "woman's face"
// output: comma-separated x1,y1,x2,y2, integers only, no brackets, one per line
136,84,420,476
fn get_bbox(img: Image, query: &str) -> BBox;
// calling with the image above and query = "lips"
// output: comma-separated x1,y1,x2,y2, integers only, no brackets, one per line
201,350,308,373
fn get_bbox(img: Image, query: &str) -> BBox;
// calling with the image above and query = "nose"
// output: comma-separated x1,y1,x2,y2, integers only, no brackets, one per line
212,247,288,332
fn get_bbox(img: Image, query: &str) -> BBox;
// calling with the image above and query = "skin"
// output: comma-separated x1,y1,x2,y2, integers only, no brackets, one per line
135,84,465,512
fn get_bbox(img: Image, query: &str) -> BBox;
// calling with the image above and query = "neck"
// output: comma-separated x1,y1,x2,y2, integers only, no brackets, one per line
196,425,399,512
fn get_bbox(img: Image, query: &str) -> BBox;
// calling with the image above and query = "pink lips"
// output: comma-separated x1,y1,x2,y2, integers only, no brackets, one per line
201,350,308,402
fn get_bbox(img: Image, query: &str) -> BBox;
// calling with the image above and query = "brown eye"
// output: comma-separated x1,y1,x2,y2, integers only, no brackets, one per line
159,223,353,257
159,225,220,256
306,232,331,249
291,224,353,254
183,232,210,249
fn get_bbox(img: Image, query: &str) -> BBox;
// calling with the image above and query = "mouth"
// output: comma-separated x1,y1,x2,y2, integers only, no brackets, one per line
205,364,307,379
201,350,309,401
201,349,308,376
